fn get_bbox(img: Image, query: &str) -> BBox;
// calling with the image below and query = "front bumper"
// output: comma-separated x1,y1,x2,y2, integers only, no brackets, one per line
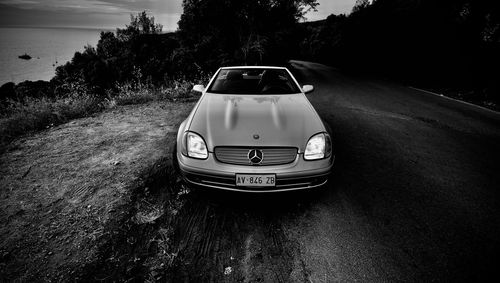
177,151,334,192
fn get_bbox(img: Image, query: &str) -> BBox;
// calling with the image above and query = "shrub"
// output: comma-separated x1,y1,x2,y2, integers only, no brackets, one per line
111,78,201,106
0,91,106,148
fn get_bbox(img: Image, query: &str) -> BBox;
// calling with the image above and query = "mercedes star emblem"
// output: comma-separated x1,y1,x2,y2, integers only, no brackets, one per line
248,149,263,164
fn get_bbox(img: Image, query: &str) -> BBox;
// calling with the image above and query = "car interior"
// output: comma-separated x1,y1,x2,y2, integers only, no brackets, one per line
209,69,300,94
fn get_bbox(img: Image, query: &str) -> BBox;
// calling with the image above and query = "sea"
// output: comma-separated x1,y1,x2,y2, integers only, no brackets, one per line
0,27,105,85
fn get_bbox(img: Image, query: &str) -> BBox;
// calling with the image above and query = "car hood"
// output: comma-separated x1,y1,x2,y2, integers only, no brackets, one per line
188,93,325,151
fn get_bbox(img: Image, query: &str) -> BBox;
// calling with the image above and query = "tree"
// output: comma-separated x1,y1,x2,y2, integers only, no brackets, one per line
118,11,163,41
53,11,180,94
300,0,500,104
241,34,268,65
177,0,318,68
351,0,371,14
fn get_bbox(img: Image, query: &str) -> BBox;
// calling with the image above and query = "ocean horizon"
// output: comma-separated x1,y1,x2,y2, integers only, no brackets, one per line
0,26,105,85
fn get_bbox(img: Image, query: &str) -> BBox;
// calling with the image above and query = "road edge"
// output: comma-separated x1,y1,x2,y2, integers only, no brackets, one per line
408,86,499,116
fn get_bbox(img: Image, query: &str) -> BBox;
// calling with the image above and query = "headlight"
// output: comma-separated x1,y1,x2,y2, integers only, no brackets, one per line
185,132,208,159
304,133,332,160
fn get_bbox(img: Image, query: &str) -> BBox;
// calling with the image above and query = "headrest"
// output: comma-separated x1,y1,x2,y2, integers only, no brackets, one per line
226,71,243,81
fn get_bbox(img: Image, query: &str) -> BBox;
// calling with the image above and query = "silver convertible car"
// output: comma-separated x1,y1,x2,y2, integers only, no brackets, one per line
175,66,335,192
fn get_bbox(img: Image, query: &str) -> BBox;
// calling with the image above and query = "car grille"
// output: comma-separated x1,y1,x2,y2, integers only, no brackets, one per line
214,147,297,166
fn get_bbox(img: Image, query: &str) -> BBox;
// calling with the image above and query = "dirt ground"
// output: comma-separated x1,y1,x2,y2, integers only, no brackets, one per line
0,101,193,281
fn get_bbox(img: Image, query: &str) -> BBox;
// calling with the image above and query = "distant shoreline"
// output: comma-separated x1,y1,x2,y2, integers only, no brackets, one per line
0,25,175,33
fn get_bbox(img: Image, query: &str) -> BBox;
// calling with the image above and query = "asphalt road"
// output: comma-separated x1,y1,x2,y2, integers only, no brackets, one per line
168,61,500,282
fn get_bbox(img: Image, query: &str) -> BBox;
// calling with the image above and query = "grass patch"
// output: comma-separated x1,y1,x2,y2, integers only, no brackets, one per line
112,79,194,106
0,93,106,148
0,78,201,150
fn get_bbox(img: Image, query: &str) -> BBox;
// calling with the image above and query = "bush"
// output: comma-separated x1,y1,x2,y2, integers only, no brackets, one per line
111,77,204,106
0,92,106,149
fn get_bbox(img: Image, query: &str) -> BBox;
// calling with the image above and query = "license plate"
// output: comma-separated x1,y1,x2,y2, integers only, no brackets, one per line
236,174,276,187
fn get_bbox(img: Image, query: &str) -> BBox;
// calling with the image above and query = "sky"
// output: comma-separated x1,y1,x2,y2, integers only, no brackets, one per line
0,0,357,31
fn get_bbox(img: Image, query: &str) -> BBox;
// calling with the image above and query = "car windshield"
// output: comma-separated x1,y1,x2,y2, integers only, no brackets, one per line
207,68,301,94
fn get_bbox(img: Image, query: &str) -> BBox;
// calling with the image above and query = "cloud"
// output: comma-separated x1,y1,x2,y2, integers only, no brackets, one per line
0,0,182,30
98,0,183,14
0,0,182,14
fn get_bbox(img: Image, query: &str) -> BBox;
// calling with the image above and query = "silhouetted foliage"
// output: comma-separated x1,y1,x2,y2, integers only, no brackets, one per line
177,0,318,70
300,0,500,104
0,82,16,103
0,80,54,106
52,2,320,95
351,0,370,14
53,12,178,95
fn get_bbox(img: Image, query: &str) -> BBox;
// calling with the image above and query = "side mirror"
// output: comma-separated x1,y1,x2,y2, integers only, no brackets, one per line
192,84,205,93
302,85,314,94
